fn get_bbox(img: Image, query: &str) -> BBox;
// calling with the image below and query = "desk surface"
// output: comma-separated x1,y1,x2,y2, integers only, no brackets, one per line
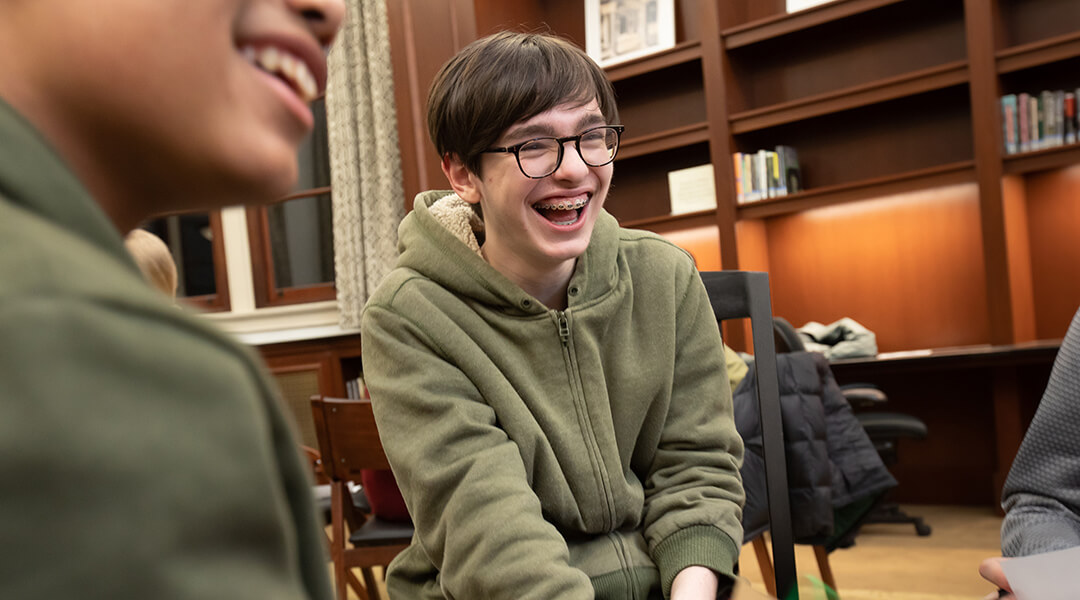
829,339,1062,372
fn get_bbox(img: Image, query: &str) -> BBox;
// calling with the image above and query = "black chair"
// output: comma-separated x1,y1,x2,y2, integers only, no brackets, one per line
700,271,797,600
772,316,932,538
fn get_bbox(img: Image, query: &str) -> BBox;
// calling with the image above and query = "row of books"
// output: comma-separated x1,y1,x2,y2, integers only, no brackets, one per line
1000,89,1078,155
732,146,802,204
345,374,369,400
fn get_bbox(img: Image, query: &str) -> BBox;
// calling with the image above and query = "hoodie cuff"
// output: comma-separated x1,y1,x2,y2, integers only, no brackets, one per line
654,525,739,599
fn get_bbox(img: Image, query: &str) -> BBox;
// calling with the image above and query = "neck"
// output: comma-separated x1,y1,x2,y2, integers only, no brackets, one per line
481,245,575,311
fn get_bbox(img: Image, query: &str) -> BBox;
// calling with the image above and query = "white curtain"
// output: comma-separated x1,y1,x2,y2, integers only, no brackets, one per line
326,0,405,328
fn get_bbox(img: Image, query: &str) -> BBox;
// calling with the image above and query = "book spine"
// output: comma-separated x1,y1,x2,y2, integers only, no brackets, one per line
773,147,788,197
732,152,744,204
1001,94,1018,155
1039,90,1052,150
1030,95,1040,151
1018,92,1030,153
777,145,801,194
755,150,768,201
743,154,757,202
1068,92,1078,146
1054,90,1066,146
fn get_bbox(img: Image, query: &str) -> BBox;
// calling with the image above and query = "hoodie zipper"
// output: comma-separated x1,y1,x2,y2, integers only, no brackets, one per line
554,309,615,531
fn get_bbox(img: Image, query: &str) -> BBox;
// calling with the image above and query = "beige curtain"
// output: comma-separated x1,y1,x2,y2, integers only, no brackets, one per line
326,0,405,329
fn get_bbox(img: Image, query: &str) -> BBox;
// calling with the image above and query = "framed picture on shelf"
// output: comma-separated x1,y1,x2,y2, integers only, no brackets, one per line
585,0,675,68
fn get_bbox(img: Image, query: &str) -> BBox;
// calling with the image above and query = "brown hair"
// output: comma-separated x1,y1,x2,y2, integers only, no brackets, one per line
426,31,619,175
124,229,178,298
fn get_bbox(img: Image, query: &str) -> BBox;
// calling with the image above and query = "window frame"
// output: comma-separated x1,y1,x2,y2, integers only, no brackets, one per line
246,186,336,308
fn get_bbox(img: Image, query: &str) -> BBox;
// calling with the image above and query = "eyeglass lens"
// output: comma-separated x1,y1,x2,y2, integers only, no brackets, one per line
517,127,620,178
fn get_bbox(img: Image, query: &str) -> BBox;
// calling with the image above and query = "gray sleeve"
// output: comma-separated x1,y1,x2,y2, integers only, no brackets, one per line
1001,309,1080,557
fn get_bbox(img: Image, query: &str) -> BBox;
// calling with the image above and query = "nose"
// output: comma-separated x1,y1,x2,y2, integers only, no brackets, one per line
551,140,590,181
289,0,347,48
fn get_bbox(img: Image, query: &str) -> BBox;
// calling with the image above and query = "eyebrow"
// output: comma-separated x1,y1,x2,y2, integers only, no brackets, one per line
502,113,607,143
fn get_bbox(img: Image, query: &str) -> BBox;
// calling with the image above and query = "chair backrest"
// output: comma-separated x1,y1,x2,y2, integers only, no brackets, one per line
699,271,798,600
310,396,392,482
773,316,806,354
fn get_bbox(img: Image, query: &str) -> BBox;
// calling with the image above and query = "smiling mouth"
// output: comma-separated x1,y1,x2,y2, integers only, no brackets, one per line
533,195,590,226
241,45,318,103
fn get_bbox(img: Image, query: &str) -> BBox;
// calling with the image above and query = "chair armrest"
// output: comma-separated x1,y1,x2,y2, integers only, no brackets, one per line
840,384,888,408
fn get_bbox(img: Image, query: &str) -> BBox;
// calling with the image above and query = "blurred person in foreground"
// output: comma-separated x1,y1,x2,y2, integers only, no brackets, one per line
979,307,1080,599
0,1,344,598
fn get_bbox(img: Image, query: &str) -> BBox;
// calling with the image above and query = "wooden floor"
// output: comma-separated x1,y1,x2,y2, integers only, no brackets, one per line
738,505,1004,600
341,505,1004,599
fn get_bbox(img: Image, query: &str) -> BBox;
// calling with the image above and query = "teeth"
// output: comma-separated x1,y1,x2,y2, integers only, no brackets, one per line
535,196,589,211
243,44,319,103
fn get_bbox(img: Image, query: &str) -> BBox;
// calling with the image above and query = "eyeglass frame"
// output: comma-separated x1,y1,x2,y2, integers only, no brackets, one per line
480,125,625,179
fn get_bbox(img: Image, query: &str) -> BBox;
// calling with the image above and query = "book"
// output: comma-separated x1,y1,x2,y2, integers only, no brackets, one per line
1019,92,1031,153
1001,94,1018,155
776,145,801,194
755,150,769,200
732,152,744,204
667,164,717,215
1068,92,1078,145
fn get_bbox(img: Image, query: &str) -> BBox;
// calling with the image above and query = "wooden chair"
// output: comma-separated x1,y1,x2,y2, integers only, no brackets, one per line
311,396,414,600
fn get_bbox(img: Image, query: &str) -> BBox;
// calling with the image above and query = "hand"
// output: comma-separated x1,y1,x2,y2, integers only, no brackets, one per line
671,565,719,600
978,557,1013,599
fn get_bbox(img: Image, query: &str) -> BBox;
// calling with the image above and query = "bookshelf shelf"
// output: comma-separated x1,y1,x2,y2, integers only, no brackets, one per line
618,122,710,160
620,208,717,231
721,0,906,50
995,30,1080,74
1003,144,1080,175
605,40,703,82
736,160,975,219
728,60,969,134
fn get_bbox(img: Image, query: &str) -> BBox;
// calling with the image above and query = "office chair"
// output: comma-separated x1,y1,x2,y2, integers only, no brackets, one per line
699,271,798,600
772,317,932,539
311,396,415,600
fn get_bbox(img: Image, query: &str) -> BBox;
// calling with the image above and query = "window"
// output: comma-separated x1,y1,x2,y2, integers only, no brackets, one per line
141,212,230,311
247,97,336,307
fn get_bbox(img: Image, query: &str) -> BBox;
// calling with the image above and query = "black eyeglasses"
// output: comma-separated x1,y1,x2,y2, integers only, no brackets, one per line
481,125,625,179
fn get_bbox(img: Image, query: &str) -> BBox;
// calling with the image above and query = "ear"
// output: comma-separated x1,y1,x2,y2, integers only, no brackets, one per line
441,153,483,205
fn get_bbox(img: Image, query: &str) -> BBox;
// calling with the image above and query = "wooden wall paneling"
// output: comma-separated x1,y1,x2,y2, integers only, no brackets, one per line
1024,165,1080,338
387,0,478,208
725,1,966,113
1001,175,1036,342
655,224,722,271
764,185,990,352
964,0,1015,345
735,219,771,274
471,0,547,36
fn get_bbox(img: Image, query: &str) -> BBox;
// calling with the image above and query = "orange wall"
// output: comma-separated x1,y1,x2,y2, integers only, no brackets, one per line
763,184,991,352
1026,165,1080,339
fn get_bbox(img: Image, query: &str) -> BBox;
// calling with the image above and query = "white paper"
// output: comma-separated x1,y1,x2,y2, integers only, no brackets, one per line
1001,546,1080,600
667,164,717,215
786,0,839,12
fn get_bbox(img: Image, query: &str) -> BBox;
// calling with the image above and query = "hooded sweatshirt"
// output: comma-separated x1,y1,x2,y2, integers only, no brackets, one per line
361,191,745,599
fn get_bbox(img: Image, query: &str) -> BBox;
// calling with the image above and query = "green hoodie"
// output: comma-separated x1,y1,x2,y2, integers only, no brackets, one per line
362,191,744,599
0,98,332,600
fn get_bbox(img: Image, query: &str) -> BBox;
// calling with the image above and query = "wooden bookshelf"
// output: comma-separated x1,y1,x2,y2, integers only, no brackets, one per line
996,30,1080,73
721,0,906,49
1003,143,1080,175
618,122,710,160
606,40,703,82
736,161,976,219
728,61,970,134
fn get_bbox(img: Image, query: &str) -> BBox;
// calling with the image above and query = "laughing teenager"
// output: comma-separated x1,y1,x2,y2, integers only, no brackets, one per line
361,32,746,600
